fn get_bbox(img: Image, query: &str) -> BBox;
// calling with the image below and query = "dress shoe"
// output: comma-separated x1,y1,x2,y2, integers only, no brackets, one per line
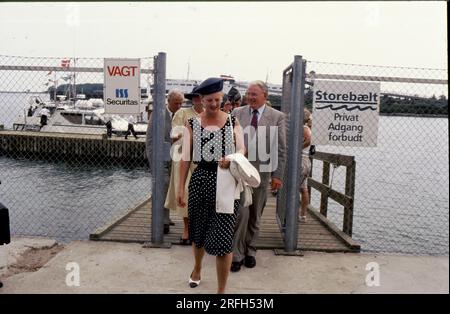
179,237,191,246
244,256,256,268
230,260,244,272
189,272,201,288
163,224,170,234
0,281,3,288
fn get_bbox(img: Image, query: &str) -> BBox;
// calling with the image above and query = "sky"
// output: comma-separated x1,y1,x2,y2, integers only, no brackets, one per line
0,1,447,84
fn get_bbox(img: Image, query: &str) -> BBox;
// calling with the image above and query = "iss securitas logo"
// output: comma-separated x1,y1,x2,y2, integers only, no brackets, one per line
115,89,128,98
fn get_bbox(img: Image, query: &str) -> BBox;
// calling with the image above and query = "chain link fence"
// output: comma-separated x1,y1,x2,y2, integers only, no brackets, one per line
0,54,448,255
0,55,154,242
304,60,448,255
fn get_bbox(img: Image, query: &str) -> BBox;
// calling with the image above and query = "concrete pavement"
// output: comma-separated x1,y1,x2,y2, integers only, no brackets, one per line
0,238,448,294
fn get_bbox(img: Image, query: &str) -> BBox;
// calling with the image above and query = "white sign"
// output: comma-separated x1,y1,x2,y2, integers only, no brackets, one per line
104,58,140,114
312,80,380,147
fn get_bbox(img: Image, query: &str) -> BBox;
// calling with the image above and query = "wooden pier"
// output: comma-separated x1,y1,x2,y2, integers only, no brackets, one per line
90,194,360,253
0,130,147,163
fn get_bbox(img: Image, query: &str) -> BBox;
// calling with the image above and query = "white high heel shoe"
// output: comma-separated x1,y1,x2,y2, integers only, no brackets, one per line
189,272,201,288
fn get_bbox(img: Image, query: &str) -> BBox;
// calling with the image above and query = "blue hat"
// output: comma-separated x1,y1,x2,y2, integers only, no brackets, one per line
184,85,200,100
195,77,224,96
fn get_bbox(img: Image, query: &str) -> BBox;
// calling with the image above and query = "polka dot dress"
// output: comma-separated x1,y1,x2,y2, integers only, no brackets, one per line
188,115,240,256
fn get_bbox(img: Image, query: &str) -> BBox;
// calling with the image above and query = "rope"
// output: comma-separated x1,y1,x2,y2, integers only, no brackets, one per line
329,163,339,190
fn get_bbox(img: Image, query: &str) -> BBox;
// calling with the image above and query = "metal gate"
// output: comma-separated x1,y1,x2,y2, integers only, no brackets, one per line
276,56,306,252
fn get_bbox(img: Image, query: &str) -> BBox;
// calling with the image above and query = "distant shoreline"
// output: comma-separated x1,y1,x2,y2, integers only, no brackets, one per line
380,113,448,118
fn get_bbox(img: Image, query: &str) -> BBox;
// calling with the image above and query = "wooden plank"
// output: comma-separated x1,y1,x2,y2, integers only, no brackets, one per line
90,197,151,239
104,231,151,237
0,131,147,162
343,161,356,236
299,233,344,239
308,205,360,252
313,151,355,167
91,189,360,253
309,178,353,208
301,243,345,247
319,161,330,216
300,236,345,243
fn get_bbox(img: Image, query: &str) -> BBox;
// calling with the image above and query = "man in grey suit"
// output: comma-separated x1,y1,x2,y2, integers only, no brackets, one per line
231,80,287,272
146,90,183,234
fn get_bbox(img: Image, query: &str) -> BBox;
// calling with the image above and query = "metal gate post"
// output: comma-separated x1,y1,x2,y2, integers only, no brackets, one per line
284,55,306,252
151,52,166,245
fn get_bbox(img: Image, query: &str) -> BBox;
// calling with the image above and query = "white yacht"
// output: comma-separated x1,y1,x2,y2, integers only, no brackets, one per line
13,95,147,136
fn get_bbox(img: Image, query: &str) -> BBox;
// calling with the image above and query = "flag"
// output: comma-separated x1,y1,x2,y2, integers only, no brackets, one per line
61,59,70,68
47,71,52,75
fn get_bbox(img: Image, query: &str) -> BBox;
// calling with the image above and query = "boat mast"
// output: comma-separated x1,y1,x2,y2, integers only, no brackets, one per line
54,71,57,102
187,61,190,81
73,58,76,100
67,73,71,101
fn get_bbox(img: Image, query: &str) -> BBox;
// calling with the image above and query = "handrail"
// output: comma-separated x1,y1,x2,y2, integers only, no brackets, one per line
308,151,356,236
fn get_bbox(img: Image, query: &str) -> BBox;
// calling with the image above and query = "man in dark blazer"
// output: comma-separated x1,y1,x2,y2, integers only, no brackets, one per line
231,80,287,272
146,90,183,234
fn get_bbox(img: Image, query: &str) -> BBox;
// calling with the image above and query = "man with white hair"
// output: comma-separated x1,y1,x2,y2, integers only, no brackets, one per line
231,80,287,272
146,89,183,234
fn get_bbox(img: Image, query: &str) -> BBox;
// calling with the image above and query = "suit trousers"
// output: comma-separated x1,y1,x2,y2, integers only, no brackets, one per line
163,161,171,225
232,172,271,262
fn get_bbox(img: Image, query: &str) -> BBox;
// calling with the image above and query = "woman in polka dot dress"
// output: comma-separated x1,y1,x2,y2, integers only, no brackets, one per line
177,78,245,294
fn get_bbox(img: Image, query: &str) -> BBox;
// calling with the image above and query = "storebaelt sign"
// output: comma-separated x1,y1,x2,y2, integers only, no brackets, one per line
104,58,140,114
311,80,380,147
